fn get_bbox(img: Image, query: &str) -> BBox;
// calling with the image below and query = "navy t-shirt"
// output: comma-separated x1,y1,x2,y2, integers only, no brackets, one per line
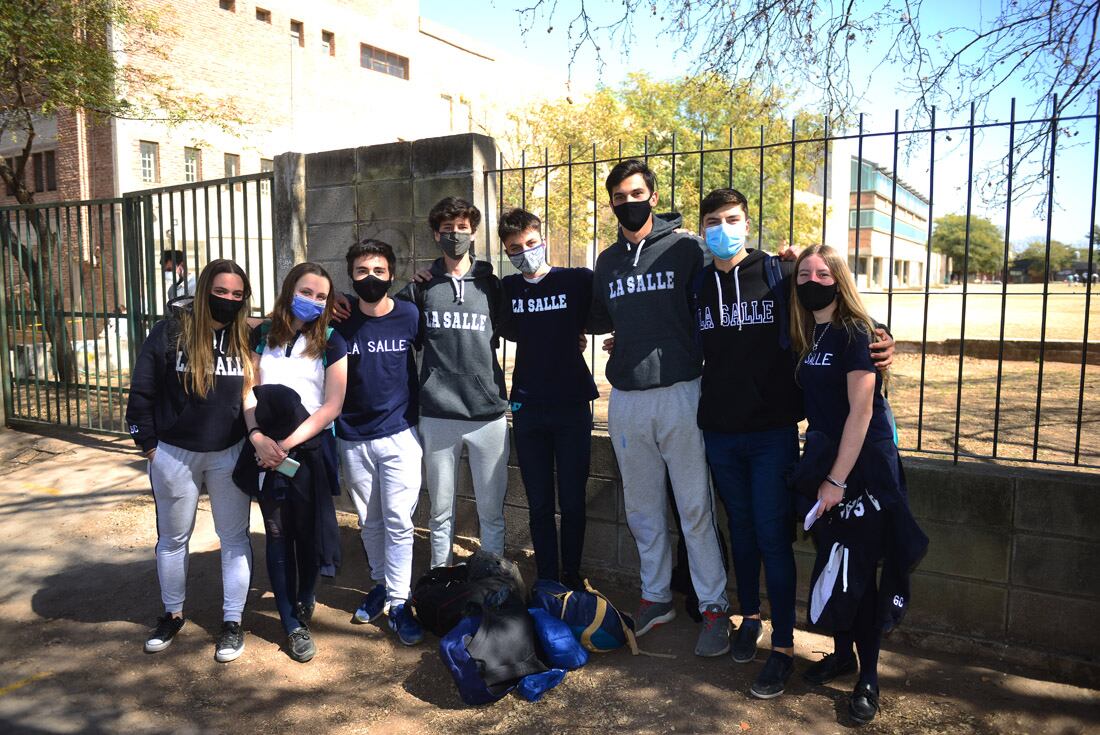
498,267,599,404
799,322,893,444
334,298,420,441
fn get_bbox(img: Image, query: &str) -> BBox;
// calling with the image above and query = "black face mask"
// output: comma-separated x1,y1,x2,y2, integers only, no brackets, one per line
208,293,245,324
353,274,392,304
796,281,838,312
612,200,653,233
438,232,472,260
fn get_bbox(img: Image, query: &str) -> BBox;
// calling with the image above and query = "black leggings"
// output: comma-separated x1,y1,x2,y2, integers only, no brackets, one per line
259,489,318,635
833,575,882,689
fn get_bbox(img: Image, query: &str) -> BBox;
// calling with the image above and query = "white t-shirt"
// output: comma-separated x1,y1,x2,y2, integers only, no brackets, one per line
257,332,326,414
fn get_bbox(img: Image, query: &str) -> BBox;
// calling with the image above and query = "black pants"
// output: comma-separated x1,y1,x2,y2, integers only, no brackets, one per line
259,487,319,635
511,400,592,581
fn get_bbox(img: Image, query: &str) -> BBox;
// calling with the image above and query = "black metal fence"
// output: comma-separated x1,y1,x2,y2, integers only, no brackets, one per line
0,172,274,435
482,99,1099,470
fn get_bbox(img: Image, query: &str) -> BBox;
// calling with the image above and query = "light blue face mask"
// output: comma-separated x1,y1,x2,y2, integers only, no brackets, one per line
704,222,746,261
508,242,547,275
290,293,325,323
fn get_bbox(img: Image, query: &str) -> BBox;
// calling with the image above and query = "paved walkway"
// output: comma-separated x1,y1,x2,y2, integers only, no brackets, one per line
0,428,1096,734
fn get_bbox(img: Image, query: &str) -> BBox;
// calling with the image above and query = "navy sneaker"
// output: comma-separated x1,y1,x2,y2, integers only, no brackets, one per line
353,584,386,624
731,618,764,663
387,603,424,646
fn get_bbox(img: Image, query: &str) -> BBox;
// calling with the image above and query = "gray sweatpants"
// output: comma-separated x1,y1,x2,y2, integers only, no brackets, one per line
420,415,509,567
149,440,253,622
607,378,729,611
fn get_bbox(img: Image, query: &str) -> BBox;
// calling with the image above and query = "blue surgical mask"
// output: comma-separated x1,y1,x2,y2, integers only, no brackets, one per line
704,222,745,261
508,243,547,275
290,294,325,323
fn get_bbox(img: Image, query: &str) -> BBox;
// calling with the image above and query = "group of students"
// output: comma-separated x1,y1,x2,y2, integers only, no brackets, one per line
125,158,915,725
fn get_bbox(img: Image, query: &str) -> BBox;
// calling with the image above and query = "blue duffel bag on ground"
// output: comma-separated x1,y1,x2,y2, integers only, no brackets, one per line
529,607,588,670
530,579,639,654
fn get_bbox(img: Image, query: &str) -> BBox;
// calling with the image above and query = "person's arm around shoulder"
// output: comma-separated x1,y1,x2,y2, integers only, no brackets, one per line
869,321,895,370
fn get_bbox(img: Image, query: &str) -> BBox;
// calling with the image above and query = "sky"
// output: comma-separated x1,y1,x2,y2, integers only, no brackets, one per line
421,0,1098,250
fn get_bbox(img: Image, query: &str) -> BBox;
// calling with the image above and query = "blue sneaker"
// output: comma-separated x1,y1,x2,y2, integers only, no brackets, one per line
353,584,386,624
387,603,423,646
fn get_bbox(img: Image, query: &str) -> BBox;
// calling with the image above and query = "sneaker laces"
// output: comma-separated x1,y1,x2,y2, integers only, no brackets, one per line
151,614,180,639
218,622,242,648
701,608,727,630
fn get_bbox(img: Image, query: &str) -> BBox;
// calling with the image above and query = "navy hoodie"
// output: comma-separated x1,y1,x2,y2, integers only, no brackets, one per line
125,314,247,452
588,212,705,391
692,249,804,433
396,257,508,421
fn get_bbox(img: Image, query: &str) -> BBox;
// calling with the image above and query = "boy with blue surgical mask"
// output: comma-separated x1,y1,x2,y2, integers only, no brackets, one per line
496,208,598,589
692,188,894,699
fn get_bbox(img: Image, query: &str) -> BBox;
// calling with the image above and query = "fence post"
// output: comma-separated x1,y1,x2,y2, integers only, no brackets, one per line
0,212,13,425
273,152,307,288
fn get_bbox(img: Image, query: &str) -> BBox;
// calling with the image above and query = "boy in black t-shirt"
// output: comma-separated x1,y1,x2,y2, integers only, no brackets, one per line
496,208,598,589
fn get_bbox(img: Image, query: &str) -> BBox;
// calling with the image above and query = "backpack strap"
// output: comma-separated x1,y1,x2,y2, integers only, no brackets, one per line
764,255,791,350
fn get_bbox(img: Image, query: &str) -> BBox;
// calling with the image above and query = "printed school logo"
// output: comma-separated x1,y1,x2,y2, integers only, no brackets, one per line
174,351,244,376
698,299,775,331
349,339,409,355
803,350,833,366
607,271,675,299
698,307,716,330
511,294,568,313
425,310,489,331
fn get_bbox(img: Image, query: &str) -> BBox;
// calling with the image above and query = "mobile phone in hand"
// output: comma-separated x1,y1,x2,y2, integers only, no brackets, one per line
275,456,300,478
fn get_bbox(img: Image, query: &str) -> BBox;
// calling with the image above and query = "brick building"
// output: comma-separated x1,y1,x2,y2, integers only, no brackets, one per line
0,0,557,204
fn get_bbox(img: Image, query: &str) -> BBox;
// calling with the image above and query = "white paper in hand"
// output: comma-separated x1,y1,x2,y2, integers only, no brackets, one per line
804,499,824,531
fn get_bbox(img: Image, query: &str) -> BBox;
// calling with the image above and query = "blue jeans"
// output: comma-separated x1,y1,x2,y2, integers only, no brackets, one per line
512,400,592,581
704,426,798,648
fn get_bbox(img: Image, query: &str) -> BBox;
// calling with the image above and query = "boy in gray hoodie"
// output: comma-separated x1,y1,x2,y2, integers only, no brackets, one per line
396,197,509,568
589,159,730,657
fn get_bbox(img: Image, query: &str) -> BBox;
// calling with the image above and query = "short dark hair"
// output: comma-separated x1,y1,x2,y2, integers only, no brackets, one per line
605,159,656,199
497,208,542,241
428,196,481,233
161,249,186,268
700,188,751,220
346,238,396,278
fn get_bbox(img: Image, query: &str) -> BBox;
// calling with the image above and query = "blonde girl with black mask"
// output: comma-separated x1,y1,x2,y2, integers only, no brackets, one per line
126,259,256,664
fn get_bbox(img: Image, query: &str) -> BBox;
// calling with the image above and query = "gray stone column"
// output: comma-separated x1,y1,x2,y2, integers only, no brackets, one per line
272,151,307,287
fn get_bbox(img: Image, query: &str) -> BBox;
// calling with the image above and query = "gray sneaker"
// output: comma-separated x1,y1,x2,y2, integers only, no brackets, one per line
635,599,676,637
694,604,731,657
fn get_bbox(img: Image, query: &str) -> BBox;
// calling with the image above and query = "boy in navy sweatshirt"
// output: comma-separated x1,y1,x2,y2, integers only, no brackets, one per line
589,159,730,658
335,239,424,646
495,208,598,589
397,197,510,568
693,187,894,698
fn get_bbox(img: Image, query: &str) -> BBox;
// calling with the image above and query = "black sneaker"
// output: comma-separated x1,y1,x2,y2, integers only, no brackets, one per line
144,613,185,653
286,627,316,663
803,651,858,685
749,651,795,699
848,681,880,724
731,618,764,663
295,600,315,625
214,621,245,663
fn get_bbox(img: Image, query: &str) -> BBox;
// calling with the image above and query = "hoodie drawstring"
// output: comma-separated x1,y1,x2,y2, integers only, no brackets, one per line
449,275,465,304
732,264,743,331
713,271,724,326
714,267,744,330
630,238,647,268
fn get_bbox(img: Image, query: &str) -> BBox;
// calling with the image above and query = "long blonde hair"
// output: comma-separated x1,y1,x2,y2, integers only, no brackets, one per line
790,244,887,384
178,259,256,398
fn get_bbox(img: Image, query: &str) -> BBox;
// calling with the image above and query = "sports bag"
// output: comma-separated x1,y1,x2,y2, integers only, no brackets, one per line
530,579,638,654
528,607,588,670
411,551,526,637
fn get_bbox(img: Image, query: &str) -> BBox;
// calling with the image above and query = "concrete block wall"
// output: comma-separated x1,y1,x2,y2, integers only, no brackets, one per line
297,133,498,293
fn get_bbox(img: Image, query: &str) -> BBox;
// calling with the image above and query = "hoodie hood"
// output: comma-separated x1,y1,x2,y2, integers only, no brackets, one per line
428,257,496,305
614,212,683,267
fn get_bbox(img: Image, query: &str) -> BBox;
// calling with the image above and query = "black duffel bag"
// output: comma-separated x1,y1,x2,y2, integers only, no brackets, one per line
411,549,527,637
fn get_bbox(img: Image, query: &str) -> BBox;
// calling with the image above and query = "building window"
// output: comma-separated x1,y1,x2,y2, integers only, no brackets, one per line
3,157,19,196
140,141,159,184
321,30,335,56
255,7,271,23
32,150,57,192
360,44,409,80
219,0,235,11
224,153,240,178
290,20,303,46
184,147,202,183
260,158,273,195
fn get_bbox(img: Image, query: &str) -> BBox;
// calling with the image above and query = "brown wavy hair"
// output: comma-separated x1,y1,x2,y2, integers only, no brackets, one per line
790,244,888,385
179,259,255,398
265,262,334,360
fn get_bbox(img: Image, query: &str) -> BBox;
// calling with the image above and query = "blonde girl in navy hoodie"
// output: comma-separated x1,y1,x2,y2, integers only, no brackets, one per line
126,259,256,663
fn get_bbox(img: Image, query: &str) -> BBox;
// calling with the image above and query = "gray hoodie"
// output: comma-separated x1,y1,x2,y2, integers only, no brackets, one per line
396,257,508,420
589,212,706,391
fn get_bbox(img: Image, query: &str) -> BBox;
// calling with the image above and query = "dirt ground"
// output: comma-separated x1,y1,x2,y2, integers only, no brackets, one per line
0,427,1097,735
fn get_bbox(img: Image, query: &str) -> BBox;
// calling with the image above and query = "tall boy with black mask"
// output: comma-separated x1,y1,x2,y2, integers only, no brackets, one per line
693,188,895,698
396,197,509,569
588,159,730,658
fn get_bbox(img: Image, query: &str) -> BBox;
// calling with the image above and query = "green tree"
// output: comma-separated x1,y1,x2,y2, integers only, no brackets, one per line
0,0,240,381
930,214,1005,280
1014,240,1077,281
495,73,824,268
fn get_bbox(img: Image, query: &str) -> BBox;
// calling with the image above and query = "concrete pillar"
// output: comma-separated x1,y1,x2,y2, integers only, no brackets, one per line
300,133,499,293
272,151,307,288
